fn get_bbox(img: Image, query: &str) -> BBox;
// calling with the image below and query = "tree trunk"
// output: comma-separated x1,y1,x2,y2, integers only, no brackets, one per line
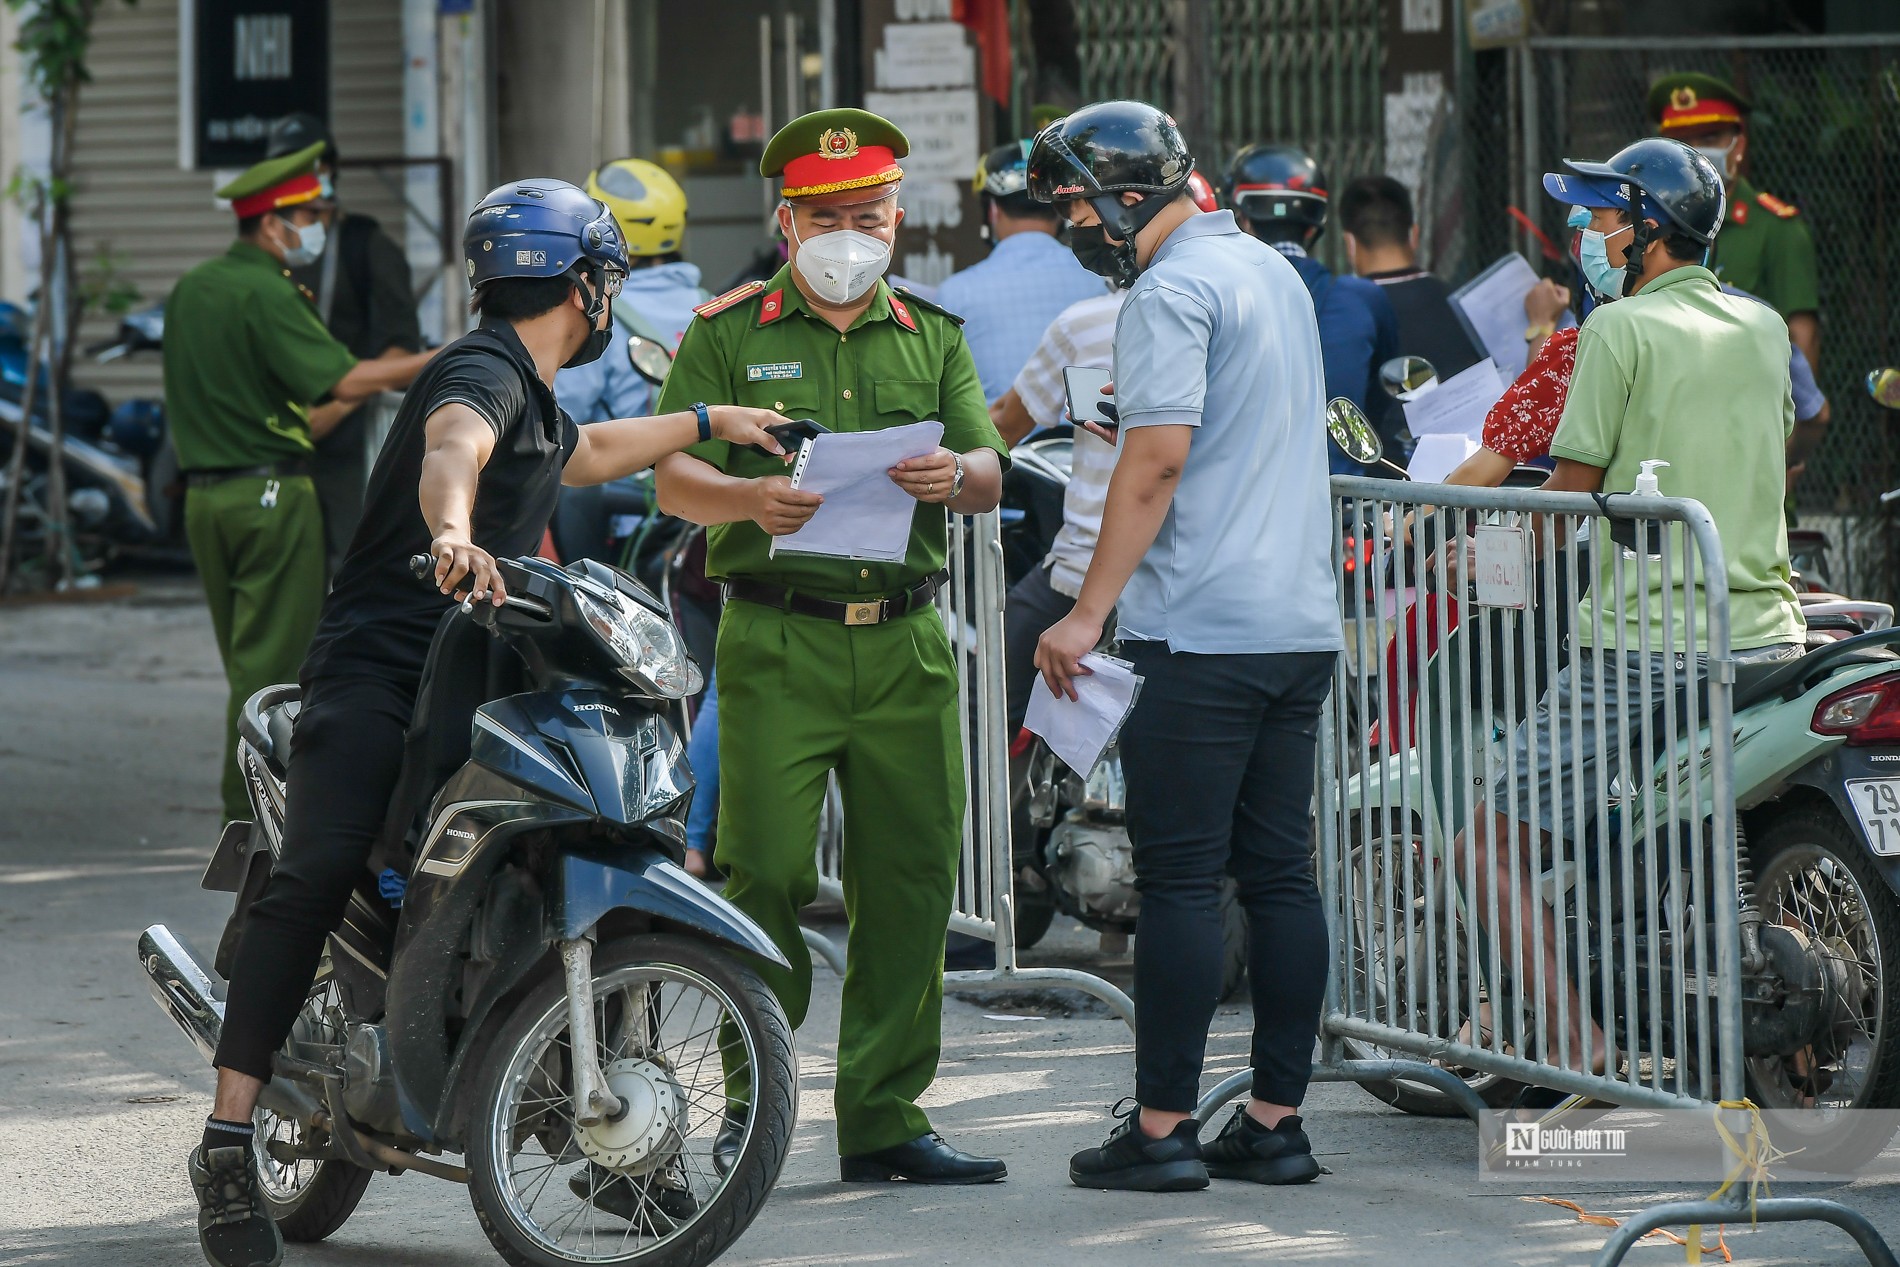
39,76,82,589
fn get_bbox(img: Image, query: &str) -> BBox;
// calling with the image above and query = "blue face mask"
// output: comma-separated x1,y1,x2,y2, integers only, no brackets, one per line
1577,216,1633,300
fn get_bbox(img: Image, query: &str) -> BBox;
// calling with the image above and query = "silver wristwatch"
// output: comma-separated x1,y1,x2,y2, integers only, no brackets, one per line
948,452,965,499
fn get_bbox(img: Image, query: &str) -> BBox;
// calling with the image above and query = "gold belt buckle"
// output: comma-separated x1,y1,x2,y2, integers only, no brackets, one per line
844,600,884,626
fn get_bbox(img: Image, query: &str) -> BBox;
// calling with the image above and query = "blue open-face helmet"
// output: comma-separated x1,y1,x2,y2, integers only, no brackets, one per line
463,178,630,296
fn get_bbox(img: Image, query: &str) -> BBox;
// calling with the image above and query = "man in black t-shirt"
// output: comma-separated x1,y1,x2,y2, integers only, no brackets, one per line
1339,175,1483,380
184,178,794,1267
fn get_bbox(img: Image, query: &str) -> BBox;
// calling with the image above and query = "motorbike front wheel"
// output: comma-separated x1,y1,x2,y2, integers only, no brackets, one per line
467,933,796,1267
253,972,374,1241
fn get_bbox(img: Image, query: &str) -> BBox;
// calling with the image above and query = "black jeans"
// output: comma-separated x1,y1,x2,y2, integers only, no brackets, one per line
1119,643,1336,1112
214,675,413,1080
1002,562,1078,735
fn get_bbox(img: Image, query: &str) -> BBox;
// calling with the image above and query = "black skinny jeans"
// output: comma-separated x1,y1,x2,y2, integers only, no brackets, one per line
214,675,414,1081
1118,643,1337,1113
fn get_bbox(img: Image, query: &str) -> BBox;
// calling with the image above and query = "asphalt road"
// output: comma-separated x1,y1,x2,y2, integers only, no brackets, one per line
3,577,1896,1266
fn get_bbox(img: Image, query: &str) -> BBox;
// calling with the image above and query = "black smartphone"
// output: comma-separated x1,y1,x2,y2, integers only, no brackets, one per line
746,417,829,455
1062,365,1119,436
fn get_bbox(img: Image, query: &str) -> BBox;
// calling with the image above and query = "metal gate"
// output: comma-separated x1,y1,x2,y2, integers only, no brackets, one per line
1479,34,1900,603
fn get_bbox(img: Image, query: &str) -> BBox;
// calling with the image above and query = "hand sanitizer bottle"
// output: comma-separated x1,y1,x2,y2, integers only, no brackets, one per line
1634,459,1669,496
1623,460,1669,559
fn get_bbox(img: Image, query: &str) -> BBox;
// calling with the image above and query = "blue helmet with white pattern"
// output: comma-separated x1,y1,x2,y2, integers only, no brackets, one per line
463,178,630,296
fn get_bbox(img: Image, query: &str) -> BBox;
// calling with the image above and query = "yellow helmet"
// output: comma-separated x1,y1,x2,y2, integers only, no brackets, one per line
584,158,687,257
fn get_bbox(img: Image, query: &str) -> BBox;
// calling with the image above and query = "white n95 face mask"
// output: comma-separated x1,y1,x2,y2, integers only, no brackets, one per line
790,222,892,305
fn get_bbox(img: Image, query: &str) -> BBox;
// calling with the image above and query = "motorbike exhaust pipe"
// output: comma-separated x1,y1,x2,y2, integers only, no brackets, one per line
139,924,224,1066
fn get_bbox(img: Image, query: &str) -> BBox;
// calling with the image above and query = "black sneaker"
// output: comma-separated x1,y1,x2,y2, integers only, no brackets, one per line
1201,1107,1322,1185
189,1144,283,1267
1069,1100,1209,1192
567,1162,699,1230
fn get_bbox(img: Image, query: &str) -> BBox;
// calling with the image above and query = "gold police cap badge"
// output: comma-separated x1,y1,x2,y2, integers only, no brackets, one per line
819,126,860,160
1671,86,1698,111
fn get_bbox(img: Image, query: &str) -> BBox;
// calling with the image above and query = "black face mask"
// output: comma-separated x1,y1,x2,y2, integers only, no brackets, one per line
562,271,614,368
563,323,612,369
1068,224,1139,287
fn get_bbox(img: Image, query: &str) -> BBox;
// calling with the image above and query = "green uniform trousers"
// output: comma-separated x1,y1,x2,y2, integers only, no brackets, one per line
714,597,966,1156
183,474,327,822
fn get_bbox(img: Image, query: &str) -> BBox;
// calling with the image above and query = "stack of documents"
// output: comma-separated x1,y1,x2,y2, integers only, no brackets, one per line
1450,252,1542,382
769,420,944,561
1402,358,1508,483
1024,653,1144,775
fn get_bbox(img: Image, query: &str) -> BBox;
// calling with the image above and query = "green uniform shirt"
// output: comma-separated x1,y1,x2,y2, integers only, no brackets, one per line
657,266,1006,598
1550,265,1804,652
162,241,357,471
1708,177,1819,320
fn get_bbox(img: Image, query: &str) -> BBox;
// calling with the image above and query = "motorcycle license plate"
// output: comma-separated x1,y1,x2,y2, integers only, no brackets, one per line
1844,778,1900,856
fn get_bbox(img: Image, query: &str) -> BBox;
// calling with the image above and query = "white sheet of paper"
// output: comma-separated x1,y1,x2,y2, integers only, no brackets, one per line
1406,432,1482,484
1024,653,1143,777
768,421,944,562
1450,252,1542,382
1402,357,1506,437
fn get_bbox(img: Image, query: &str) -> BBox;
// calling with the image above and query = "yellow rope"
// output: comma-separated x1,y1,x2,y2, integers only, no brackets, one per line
1687,1099,1797,1263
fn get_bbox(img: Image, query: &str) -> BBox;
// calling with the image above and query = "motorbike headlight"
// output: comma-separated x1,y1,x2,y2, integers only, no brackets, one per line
574,589,700,699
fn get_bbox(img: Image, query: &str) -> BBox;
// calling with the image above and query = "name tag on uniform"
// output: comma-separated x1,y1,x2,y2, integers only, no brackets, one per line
746,361,803,382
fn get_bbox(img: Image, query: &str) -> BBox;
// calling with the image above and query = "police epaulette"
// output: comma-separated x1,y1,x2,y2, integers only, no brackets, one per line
892,286,964,326
693,280,766,320
1754,191,1800,219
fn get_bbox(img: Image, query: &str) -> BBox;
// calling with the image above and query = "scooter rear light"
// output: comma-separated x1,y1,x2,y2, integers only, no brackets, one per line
1812,674,1900,744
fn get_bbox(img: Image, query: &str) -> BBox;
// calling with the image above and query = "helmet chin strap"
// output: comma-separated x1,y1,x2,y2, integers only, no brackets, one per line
1621,184,1651,299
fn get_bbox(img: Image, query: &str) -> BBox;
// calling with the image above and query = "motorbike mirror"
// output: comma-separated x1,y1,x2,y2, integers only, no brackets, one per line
1378,355,1438,402
1325,397,1386,468
626,334,673,387
1868,367,1900,410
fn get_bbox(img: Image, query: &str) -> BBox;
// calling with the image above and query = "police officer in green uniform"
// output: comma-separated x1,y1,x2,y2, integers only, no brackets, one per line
164,141,436,823
1648,71,1820,370
655,108,1011,1184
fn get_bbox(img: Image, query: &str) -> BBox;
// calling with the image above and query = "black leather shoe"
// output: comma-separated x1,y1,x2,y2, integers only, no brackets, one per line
840,1132,1007,1185
712,1108,746,1177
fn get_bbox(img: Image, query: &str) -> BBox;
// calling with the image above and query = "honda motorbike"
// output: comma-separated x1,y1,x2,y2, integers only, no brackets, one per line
140,553,796,1267
1330,404,1900,1168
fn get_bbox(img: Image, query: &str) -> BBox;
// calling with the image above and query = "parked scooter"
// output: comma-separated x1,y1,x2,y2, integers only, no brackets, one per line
139,552,795,1266
1330,405,1900,1167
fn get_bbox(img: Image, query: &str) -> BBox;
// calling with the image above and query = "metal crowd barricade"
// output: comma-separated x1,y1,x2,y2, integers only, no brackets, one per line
798,510,1135,1025
1192,475,1888,1266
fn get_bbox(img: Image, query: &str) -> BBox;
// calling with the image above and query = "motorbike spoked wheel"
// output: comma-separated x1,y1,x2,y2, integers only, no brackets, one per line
1341,818,1524,1116
1744,811,1900,1170
468,934,796,1267
252,972,374,1241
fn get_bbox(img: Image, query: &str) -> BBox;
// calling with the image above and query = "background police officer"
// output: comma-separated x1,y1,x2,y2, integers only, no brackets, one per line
1029,100,1342,1193
1223,143,1402,471
1648,71,1820,371
164,142,436,825
654,107,1010,1185
264,113,425,575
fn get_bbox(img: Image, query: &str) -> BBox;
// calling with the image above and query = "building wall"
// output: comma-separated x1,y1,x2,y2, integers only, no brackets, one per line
65,0,408,402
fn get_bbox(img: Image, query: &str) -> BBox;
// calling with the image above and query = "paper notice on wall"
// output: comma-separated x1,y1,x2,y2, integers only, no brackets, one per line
875,22,975,90
865,89,979,185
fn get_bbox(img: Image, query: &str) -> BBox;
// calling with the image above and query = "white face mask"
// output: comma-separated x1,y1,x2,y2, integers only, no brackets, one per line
789,217,892,305
277,216,326,268
1692,138,1738,181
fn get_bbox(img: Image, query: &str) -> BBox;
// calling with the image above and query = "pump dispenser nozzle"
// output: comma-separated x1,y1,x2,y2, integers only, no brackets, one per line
1634,459,1669,496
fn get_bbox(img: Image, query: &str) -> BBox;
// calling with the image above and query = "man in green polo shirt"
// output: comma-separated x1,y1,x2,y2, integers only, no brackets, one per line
1456,138,1804,1091
165,141,436,822
655,108,1010,1184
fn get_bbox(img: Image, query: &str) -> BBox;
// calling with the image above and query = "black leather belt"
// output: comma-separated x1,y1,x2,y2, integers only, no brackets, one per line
185,459,310,489
725,571,948,626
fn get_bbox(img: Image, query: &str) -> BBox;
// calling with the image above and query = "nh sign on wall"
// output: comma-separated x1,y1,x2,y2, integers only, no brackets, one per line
179,0,330,169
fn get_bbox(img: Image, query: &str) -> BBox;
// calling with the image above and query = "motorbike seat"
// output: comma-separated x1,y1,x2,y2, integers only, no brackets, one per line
1732,630,1900,714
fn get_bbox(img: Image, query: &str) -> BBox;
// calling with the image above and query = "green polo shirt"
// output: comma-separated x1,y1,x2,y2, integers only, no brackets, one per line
1550,265,1803,652
657,266,1005,598
1708,177,1820,320
162,241,357,471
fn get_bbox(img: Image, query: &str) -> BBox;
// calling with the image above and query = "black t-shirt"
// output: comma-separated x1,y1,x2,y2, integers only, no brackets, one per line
301,320,578,688
1365,269,1485,381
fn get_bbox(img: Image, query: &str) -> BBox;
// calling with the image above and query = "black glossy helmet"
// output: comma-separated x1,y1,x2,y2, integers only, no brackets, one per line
1554,137,1725,246
266,112,336,163
1027,100,1194,239
1223,144,1328,241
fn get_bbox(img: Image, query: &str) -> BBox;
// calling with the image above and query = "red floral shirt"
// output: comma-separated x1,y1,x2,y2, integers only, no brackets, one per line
1480,326,1578,463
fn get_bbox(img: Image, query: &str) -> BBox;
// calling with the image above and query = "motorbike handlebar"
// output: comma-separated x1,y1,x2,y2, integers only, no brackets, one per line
406,552,551,619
